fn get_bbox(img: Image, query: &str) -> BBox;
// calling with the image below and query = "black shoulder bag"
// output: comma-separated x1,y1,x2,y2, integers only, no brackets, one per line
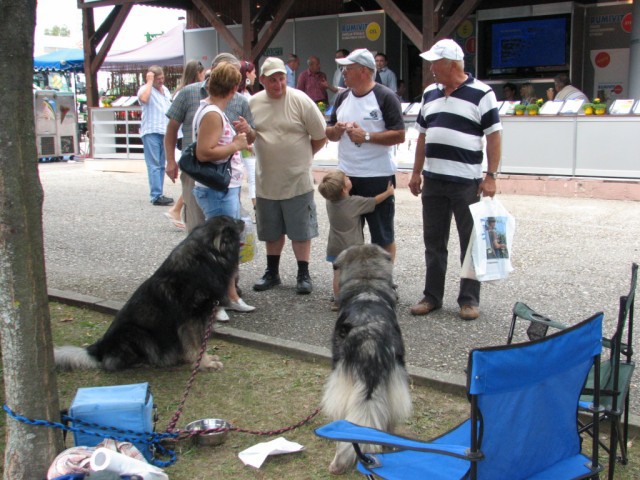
179,105,232,191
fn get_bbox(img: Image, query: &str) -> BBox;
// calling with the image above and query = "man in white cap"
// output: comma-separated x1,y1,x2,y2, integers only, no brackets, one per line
325,48,405,262
408,39,502,321
249,57,327,294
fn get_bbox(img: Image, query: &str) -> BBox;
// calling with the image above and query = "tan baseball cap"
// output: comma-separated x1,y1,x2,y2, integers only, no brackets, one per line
261,57,287,76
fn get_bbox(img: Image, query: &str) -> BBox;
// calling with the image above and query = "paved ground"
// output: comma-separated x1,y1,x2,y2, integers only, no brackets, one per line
40,160,640,416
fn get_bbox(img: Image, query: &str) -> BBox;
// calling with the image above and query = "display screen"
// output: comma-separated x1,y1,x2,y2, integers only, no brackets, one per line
491,17,568,69
478,14,571,78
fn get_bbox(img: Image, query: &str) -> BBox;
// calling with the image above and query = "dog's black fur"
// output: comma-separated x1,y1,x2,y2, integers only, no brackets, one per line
55,215,243,371
321,244,412,474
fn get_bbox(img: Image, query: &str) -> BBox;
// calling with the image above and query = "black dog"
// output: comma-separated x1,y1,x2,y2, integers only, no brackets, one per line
55,215,243,371
321,244,412,474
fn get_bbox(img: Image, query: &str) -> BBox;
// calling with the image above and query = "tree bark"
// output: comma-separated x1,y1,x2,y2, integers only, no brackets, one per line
0,1,64,478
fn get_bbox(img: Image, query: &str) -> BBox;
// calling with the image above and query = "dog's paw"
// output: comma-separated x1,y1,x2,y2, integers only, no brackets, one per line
199,354,224,371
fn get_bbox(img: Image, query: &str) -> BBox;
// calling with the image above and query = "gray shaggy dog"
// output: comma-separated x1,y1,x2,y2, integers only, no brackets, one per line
321,244,412,474
54,215,244,372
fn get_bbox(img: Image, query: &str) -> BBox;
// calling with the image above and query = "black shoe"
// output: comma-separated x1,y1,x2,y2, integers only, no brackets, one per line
153,195,174,206
296,272,313,294
253,271,281,291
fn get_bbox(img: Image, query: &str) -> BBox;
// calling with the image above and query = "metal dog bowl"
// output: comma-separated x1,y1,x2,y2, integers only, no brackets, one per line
185,418,230,446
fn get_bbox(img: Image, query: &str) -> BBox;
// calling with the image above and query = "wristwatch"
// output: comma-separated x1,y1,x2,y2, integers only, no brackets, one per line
486,172,498,179
364,132,371,143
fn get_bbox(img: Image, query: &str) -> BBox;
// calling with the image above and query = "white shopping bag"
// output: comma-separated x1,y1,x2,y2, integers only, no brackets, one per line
462,196,515,282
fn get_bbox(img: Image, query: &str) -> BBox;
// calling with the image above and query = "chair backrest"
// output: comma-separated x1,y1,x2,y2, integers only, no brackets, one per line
614,262,637,364
468,312,603,479
604,262,638,399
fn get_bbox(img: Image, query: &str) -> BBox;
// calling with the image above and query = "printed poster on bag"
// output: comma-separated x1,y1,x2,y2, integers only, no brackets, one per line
466,197,515,282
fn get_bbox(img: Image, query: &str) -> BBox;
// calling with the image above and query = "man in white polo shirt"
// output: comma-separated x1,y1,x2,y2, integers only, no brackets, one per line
137,65,173,206
325,48,405,262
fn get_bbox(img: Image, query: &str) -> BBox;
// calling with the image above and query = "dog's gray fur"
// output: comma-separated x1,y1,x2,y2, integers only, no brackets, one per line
321,244,412,474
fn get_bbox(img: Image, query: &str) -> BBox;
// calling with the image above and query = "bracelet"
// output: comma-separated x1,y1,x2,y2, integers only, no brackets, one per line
485,172,498,179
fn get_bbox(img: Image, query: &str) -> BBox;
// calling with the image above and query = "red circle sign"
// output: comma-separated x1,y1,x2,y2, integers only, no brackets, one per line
595,52,610,68
465,37,476,54
613,85,623,94
622,13,632,33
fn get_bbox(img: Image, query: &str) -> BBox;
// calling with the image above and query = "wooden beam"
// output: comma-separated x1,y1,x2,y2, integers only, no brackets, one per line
82,8,99,108
251,0,297,63
192,0,243,58
436,0,480,40
373,0,422,49
91,4,132,73
241,0,252,62
78,0,136,9
423,0,435,87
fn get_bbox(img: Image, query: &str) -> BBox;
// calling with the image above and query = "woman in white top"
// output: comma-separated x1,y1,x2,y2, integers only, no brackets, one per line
238,60,257,210
193,62,254,320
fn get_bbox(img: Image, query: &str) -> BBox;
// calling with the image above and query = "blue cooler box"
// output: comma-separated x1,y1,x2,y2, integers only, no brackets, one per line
70,382,154,461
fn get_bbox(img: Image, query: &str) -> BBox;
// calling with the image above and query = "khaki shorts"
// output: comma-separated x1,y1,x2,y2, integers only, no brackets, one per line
255,191,319,242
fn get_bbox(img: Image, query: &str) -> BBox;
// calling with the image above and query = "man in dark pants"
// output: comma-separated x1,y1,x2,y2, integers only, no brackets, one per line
409,39,502,321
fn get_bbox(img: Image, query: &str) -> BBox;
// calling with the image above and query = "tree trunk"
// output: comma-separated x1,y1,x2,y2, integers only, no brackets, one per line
0,1,64,478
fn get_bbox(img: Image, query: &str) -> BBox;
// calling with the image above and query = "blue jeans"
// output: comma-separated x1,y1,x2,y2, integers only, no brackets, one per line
141,133,166,202
193,186,241,220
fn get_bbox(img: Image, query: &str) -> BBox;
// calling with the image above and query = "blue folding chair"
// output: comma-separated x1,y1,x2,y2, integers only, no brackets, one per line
316,312,604,479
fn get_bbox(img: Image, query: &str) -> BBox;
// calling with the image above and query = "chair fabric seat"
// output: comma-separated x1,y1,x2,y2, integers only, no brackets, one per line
357,449,470,480
580,361,635,411
358,450,595,480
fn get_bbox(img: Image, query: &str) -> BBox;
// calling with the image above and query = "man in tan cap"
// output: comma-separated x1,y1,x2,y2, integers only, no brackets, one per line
408,39,502,321
249,57,327,294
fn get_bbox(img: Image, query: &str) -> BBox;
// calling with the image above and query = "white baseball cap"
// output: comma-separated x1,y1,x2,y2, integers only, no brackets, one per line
335,48,376,70
420,39,464,62
261,57,287,77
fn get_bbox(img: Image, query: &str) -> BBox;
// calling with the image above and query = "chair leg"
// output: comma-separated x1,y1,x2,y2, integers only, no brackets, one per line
621,393,631,465
608,417,618,480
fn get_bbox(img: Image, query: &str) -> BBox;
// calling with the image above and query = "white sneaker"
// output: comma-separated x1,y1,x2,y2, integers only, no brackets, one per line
215,307,230,322
227,298,256,312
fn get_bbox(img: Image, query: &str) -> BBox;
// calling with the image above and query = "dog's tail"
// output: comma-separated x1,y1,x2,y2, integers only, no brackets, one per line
54,346,100,370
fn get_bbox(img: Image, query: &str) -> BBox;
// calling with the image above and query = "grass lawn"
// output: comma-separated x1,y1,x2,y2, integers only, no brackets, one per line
1,302,639,479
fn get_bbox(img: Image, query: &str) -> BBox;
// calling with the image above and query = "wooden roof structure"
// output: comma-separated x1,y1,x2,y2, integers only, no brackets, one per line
78,0,596,107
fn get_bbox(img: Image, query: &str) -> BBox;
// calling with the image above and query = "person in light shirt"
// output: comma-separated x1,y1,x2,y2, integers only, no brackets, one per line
249,57,327,295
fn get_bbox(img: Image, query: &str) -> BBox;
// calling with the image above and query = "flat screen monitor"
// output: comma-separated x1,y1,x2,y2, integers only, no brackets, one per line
478,14,571,79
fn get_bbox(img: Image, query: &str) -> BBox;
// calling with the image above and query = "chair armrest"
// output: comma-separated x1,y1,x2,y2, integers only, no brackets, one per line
315,420,472,460
513,302,567,330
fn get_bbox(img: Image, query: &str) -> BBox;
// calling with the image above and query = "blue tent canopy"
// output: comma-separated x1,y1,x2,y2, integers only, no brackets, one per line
33,48,84,72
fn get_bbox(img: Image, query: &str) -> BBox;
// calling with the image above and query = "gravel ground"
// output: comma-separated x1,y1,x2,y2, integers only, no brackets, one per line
40,160,640,415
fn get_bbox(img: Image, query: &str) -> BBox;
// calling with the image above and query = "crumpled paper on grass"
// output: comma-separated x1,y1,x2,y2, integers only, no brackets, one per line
238,437,304,468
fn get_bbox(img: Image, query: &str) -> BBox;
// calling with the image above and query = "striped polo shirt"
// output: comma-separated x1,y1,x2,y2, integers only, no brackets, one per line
415,74,502,183
137,84,171,136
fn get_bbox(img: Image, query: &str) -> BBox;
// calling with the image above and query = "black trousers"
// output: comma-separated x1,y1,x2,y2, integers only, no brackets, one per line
421,176,481,307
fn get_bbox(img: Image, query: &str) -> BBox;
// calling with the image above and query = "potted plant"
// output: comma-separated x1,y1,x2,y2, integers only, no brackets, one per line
582,102,595,115
525,103,540,115
593,98,606,115
513,104,526,116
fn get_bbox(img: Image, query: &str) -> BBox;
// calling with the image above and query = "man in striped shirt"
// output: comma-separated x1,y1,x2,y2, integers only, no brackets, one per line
408,39,502,321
